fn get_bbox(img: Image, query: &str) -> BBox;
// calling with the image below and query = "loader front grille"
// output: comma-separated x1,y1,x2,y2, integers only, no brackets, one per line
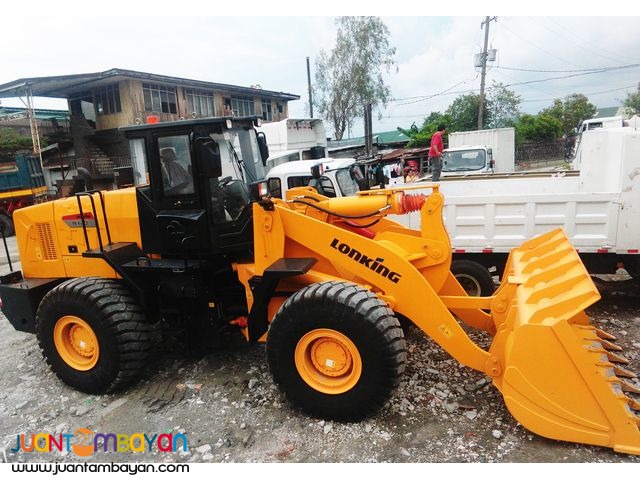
36,223,57,260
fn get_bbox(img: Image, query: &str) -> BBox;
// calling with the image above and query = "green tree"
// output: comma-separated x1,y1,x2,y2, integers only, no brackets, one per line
0,127,34,150
398,112,450,148
622,90,640,116
512,114,563,144
540,93,597,135
445,94,490,131
314,16,396,140
487,82,522,128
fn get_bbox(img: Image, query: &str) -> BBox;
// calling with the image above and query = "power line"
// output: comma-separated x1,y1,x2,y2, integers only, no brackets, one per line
495,63,640,74
498,18,585,69
532,17,630,66
547,17,639,65
381,83,637,120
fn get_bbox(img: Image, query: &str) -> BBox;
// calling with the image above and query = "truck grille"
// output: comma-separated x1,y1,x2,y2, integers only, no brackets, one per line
36,223,57,260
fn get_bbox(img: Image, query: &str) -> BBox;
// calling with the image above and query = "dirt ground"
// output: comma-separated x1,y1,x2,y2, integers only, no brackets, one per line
1,234,639,464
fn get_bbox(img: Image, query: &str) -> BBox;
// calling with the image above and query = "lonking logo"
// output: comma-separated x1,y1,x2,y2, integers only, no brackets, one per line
330,238,402,284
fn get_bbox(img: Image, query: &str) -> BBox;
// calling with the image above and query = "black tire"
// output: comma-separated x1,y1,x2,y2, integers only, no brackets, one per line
266,281,406,421
451,259,495,297
35,277,151,394
0,214,14,237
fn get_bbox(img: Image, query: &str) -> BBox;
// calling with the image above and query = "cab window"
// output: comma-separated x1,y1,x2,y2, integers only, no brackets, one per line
158,135,195,196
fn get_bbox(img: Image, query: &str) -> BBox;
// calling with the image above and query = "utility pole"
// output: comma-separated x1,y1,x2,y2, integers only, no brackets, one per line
364,103,373,157
478,16,496,130
306,57,313,118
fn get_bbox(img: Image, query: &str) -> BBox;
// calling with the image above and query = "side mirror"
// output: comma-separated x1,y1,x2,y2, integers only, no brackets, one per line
195,138,222,178
256,132,269,167
310,164,321,179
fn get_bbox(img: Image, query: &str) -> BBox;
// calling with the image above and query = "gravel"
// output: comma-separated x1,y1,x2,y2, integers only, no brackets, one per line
1,247,639,463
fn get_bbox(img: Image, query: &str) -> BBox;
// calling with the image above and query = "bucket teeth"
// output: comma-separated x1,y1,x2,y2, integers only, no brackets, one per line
595,327,617,341
599,338,623,352
621,380,640,395
614,365,638,379
605,350,630,364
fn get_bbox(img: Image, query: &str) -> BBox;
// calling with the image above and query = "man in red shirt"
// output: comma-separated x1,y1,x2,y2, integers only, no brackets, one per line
428,124,446,181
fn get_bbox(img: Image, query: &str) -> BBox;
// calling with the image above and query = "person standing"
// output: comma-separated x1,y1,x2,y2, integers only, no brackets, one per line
428,124,447,182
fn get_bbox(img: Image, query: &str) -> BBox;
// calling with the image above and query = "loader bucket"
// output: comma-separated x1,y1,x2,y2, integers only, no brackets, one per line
490,228,640,455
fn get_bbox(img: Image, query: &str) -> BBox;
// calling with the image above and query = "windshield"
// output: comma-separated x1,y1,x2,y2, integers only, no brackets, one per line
442,149,486,172
335,168,360,196
209,129,265,183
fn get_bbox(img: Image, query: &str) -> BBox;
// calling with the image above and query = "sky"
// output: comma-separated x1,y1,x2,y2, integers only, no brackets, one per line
2,2,640,139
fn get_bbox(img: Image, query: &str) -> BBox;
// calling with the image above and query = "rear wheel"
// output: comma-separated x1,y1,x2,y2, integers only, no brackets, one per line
451,259,495,297
0,214,14,237
36,277,151,393
267,281,406,421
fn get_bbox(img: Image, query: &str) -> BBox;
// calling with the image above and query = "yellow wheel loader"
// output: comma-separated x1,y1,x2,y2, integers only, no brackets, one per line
1,116,638,454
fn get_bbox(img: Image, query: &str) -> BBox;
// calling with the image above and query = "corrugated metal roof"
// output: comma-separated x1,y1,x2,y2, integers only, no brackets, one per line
0,68,300,101
327,130,410,150
0,106,69,120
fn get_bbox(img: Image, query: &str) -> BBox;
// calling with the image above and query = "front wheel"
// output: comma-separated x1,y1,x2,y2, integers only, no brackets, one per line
35,277,152,394
266,281,406,421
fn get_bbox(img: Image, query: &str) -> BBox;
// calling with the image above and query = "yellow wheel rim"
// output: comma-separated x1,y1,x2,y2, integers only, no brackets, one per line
53,316,99,371
294,328,362,395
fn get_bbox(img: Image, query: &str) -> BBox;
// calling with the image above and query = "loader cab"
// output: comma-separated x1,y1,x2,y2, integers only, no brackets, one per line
122,117,269,259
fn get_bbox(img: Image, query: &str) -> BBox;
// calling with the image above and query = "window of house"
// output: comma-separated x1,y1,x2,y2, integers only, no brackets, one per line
277,104,283,114
143,83,178,114
95,85,122,115
261,100,272,121
231,96,255,117
185,89,215,118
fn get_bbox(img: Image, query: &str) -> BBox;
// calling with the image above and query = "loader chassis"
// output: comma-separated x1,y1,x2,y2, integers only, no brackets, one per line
1,117,639,455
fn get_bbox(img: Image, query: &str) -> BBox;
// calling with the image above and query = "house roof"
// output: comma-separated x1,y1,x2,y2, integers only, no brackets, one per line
0,68,300,102
0,106,69,120
327,130,410,151
594,106,622,118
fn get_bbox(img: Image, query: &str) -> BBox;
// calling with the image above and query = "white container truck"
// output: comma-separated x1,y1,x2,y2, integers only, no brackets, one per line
257,118,328,171
392,122,640,292
447,127,515,173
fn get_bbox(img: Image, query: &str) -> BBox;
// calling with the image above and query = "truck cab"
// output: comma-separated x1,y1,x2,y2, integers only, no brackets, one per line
441,145,494,177
265,157,362,199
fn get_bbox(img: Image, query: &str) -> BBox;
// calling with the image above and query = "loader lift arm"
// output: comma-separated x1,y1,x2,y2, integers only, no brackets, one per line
238,183,640,455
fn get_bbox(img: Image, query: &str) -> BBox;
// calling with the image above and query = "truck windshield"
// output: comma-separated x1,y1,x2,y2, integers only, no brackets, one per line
442,150,486,172
335,168,360,196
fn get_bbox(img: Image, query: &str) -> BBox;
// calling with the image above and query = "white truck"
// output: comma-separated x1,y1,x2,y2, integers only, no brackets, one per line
447,127,515,174
265,157,361,199
392,121,640,292
439,145,495,177
257,118,328,171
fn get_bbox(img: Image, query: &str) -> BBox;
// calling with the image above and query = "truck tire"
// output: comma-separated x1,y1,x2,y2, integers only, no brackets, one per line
267,280,406,421
35,277,151,394
0,214,14,237
451,259,495,297
624,256,640,280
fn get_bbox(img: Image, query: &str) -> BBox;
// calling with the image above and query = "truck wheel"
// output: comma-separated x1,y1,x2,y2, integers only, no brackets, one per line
0,214,14,237
451,259,495,296
267,281,406,421
35,277,151,394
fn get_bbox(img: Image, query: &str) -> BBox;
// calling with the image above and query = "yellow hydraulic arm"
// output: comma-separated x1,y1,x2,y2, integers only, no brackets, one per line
237,184,640,455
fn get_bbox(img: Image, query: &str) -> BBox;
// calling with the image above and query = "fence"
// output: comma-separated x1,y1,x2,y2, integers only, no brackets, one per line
515,139,566,171
75,155,132,175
